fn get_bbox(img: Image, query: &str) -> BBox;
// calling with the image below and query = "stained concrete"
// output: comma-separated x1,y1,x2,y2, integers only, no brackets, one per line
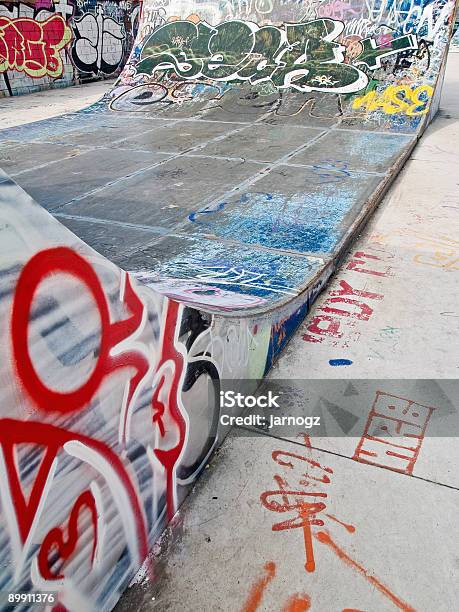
14,148,168,211
115,431,459,612
0,79,115,129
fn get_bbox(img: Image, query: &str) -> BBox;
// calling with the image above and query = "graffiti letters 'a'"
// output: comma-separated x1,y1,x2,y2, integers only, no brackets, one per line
136,18,418,94
0,15,71,79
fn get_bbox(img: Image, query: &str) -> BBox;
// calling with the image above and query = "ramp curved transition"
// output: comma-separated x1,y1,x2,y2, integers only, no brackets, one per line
0,1,456,610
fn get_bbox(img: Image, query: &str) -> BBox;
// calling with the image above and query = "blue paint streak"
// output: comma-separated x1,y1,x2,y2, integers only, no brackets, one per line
329,359,353,366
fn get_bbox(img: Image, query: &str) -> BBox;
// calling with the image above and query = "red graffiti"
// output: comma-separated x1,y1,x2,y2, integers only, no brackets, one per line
0,15,71,78
346,251,393,277
302,250,389,345
11,247,149,420
0,419,148,568
152,300,187,521
353,391,434,474
303,314,343,342
38,490,98,580
260,450,335,574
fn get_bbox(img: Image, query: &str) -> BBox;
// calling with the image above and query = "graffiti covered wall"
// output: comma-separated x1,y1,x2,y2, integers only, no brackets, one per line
0,0,141,97
111,0,456,131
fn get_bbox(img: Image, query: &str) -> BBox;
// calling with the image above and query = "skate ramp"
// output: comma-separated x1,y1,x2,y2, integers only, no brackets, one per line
0,1,457,611
1,0,456,315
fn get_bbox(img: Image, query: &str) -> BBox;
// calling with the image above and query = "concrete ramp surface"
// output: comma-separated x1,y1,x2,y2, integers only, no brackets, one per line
0,1,456,610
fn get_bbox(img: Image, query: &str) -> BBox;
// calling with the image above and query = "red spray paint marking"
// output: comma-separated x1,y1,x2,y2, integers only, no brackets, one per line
302,251,390,345
325,514,356,533
152,299,187,521
330,279,384,301
11,248,149,426
342,609,368,612
303,314,343,343
316,531,416,612
241,561,276,612
262,448,355,577
346,251,393,277
0,420,149,569
282,593,311,612
299,504,316,573
260,469,327,574
38,489,98,580
353,391,434,475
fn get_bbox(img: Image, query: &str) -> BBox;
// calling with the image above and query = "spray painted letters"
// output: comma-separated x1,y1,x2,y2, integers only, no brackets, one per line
136,18,417,94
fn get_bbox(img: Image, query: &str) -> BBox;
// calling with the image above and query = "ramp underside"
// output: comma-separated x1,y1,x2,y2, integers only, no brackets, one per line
0,102,415,312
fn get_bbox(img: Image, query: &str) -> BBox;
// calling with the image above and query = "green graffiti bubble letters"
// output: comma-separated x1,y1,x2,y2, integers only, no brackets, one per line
136,18,418,95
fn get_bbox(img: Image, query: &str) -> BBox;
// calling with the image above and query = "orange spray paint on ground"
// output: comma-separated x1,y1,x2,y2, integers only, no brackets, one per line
316,531,416,612
242,561,276,612
282,593,311,612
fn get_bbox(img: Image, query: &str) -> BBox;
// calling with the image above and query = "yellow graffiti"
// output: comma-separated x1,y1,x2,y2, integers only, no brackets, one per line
352,84,434,117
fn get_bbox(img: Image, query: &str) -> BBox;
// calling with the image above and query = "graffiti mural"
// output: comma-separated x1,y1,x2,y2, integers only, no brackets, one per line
0,0,141,97
352,83,434,116
111,0,455,131
134,18,417,94
71,3,126,74
0,14,71,78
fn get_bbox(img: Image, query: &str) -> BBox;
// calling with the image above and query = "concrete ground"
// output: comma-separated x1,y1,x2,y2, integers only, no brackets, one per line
1,56,457,612
0,79,115,129
112,54,459,611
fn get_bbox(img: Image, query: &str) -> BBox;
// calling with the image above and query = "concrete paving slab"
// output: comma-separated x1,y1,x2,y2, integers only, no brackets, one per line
42,120,172,148
115,432,459,612
183,166,383,255
56,215,166,262
14,149,168,211
113,120,241,154
59,157,261,226
289,130,413,173
187,125,324,163
0,142,84,176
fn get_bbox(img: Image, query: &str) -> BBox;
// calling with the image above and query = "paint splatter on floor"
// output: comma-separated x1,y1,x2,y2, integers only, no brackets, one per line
329,359,353,366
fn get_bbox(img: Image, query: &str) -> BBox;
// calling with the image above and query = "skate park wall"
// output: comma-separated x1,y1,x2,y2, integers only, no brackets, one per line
0,0,457,610
110,0,456,133
0,0,141,97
